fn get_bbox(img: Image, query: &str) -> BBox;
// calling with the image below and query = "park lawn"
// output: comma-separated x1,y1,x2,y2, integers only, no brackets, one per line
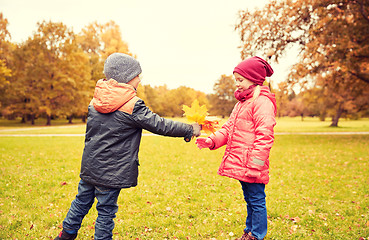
273,117,369,132
0,117,369,135
0,134,368,239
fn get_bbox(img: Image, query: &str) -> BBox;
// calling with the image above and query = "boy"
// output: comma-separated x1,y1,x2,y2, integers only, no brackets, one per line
55,53,201,240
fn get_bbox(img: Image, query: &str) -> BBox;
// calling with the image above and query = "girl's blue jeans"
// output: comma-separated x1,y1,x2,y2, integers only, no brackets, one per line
62,180,121,240
240,181,267,240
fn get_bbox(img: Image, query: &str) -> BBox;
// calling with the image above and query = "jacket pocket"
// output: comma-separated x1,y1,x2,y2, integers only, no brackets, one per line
245,154,264,178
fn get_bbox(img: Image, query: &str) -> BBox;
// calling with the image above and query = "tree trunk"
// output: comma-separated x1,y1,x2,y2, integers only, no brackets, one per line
46,115,51,126
68,115,73,124
31,114,35,125
330,103,343,127
82,115,86,123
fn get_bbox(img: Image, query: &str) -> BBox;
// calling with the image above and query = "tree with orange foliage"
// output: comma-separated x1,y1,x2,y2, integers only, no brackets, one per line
209,74,237,118
7,21,91,125
235,0,369,126
0,13,12,111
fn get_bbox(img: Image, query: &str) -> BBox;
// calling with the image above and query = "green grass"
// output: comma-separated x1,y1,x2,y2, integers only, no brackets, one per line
273,117,369,132
0,133,368,239
1,117,369,135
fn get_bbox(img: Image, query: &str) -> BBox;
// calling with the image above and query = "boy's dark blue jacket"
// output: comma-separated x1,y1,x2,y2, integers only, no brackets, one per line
80,79,194,189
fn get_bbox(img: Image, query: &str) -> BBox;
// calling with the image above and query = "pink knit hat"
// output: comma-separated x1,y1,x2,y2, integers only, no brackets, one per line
233,56,274,85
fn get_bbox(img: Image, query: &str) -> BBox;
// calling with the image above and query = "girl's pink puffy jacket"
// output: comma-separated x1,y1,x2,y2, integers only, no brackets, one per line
209,86,277,184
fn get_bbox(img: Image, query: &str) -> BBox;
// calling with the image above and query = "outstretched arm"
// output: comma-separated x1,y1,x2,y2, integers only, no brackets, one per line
131,100,200,141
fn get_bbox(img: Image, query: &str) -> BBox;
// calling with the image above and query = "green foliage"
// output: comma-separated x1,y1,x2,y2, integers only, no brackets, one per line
0,128,368,239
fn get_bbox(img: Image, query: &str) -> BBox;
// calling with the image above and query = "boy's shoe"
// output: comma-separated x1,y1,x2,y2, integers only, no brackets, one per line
236,231,263,240
248,234,262,240
54,229,77,240
236,231,251,240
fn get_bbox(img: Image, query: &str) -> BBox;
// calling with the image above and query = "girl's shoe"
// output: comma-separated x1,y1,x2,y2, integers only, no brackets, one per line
54,229,77,240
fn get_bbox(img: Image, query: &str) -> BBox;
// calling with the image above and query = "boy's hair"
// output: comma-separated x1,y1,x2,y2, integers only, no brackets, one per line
104,53,142,83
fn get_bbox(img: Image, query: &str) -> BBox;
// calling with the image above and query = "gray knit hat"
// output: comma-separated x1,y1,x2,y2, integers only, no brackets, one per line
104,53,142,83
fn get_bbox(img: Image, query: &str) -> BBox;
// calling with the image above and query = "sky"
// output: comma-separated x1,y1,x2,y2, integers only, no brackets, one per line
1,0,298,94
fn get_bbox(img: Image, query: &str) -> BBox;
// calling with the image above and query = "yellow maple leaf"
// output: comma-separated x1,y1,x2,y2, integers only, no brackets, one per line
182,100,208,124
183,100,220,135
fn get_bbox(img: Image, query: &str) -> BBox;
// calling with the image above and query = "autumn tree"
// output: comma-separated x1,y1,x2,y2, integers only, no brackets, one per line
274,81,290,118
76,21,135,120
300,86,327,119
165,86,209,117
99,21,132,60
77,21,133,82
0,13,12,111
150,85,170,116
6,21,91,125
136,84,210,118
209,74,237,118
60,45,92,123
235,0,369,126
1,16,141,124
77,22,105,85
136,84,163,114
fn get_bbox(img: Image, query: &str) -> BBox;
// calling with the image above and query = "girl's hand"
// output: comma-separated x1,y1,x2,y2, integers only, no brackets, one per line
195,137,214,149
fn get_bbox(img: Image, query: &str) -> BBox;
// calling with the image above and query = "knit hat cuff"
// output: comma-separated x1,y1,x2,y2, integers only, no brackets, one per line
233,67,263,85
233,56,274,85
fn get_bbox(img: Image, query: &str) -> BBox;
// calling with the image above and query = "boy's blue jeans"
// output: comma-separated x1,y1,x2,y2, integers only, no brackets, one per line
62,180,121,240
240,181,267,240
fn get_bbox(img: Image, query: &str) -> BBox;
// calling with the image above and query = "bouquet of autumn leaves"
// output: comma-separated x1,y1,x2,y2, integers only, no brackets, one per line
182,100,220,135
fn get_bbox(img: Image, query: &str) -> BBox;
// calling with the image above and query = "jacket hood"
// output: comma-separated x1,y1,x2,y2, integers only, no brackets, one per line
92,79,136,113
259,85,277,115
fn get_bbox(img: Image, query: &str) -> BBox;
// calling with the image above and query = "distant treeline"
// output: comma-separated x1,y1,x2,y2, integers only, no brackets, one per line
1,1,369,127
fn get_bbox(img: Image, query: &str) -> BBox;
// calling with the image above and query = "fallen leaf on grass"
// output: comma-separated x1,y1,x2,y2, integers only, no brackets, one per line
318,213,327,221
289,225,298,234
290,216,301,223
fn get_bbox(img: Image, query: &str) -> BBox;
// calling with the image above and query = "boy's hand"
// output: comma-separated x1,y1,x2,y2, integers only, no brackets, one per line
195,137,214,149
192,123,202,137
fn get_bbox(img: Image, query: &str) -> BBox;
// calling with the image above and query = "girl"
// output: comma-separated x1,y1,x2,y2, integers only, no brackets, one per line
196,56,276,240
